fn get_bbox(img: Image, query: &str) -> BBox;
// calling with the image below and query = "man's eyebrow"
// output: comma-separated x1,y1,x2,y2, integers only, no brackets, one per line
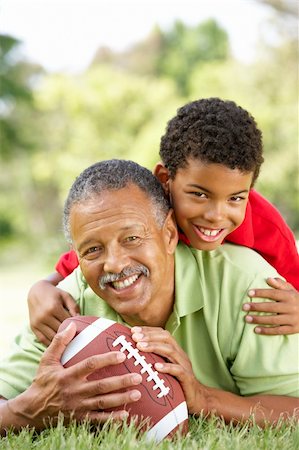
187,184,249,196
77,239,97,253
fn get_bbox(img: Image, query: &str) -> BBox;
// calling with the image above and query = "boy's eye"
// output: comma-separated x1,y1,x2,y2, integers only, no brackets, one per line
230,196,244,202
191,191,207,199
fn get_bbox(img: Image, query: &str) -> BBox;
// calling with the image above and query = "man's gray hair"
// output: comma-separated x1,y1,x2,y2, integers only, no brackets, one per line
63,159,171,243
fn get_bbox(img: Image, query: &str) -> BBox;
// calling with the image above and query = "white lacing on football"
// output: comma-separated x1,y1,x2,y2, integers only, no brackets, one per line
112,335,170,398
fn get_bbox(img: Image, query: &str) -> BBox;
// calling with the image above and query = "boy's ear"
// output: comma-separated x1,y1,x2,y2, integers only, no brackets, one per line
163,209,178,254
153,162,170,194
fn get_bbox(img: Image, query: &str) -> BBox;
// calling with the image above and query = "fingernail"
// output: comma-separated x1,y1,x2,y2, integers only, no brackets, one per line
116,352,126,362
132,333,144,340
245,315,253,323
248,290,255,297
242,303,250,311
131,326,142,333
255,327,261,334
130,390,141,401
155,363,164,370
120,411,129,420
131,374,142,384
137,342,148,348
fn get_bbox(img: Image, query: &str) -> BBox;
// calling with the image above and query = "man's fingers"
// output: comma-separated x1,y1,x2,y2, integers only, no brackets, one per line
85,373,142,397
42,322,77,362
86,410,129,423
67,352,127,379
85,389,142,412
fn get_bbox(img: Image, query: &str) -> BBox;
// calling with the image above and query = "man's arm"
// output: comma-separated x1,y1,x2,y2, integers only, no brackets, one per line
131,326,299,425
0,323,142,435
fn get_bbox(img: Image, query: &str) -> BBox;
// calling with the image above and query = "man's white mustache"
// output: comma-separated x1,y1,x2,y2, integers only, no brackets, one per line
99,264,149,289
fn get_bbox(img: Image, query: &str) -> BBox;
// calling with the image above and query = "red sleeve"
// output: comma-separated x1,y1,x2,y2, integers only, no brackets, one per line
226,190,299,289
55,250,79,278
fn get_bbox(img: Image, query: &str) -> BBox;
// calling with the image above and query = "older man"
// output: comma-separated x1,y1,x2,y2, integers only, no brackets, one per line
0,159,298,434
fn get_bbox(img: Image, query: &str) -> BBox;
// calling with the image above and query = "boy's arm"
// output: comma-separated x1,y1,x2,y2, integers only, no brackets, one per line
27,272,80,346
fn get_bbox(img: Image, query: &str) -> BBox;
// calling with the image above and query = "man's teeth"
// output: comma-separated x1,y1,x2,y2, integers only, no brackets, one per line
112,274,139,290
199,227,221,237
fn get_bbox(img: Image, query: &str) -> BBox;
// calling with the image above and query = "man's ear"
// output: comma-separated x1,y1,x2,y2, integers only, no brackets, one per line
153,162,170,194
163,209,178,254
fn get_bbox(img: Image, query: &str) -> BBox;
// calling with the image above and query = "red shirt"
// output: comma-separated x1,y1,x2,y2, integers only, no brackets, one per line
56,189,299,289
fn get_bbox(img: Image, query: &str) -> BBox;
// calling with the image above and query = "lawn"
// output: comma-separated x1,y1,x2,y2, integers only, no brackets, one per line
1,415,298,450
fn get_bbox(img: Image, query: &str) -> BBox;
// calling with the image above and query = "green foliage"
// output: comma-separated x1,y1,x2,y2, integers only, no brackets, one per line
0,11,298,255
156,19,230,95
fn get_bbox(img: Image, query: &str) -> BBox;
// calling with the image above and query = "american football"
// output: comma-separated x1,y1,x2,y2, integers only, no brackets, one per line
59,316,188,443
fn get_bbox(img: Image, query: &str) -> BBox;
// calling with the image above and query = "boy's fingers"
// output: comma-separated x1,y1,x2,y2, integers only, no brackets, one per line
245,313,290,326
247,288,289,302
254,325,294,336
243,301,288,313
266,277,294,290
60,292,80,316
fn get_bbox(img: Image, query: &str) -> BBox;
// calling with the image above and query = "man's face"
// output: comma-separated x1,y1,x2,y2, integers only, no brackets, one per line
166,158,253,251
70,184,178,326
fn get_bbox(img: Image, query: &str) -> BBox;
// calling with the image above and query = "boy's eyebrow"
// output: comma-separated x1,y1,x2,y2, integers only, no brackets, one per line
187,184,249,195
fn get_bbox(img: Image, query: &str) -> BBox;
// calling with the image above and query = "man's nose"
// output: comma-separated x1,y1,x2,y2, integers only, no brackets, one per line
103,245,129,274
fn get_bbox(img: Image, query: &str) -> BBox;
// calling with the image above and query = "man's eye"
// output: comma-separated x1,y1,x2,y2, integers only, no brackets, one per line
125,236,138,242
86,246,101,254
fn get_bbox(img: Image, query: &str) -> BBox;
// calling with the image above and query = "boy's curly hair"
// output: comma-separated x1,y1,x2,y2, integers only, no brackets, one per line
159,98,264,185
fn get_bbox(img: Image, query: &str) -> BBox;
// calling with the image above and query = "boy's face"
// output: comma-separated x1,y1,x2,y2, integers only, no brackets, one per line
155,158,253,251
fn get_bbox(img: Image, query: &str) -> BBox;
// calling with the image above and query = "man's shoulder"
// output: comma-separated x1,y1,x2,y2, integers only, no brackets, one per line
177,242,279,280
212,243,280,278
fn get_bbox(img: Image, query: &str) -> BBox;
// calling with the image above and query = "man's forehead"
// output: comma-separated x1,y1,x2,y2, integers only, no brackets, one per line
70,187,155,230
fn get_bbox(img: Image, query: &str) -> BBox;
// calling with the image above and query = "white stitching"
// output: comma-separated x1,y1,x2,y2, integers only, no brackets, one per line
112,335,170,398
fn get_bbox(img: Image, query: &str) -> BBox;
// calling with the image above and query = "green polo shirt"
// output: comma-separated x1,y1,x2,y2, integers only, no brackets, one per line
0,243,298,400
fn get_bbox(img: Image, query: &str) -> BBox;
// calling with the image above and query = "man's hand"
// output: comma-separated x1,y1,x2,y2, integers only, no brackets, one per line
242,278,299,335
2,323,142,433
131,326,205,415
130,326,299,425
27,279,81,345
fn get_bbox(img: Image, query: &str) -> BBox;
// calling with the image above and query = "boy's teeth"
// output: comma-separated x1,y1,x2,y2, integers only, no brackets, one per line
199,227,220,237
112,274,139,290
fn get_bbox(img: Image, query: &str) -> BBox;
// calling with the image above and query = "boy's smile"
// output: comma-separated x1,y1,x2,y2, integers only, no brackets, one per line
166,159,253,251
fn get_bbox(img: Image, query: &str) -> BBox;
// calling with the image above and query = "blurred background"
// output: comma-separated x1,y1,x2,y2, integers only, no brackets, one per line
0,0,298,352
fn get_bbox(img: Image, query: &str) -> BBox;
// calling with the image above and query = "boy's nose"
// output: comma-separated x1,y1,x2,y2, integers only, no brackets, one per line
203,202,227,223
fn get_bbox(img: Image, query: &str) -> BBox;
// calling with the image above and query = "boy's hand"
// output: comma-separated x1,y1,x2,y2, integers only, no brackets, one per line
242,277,299,335
27,280,80,346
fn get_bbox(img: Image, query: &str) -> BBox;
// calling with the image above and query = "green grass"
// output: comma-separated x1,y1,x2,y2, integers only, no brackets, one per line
1,415,299,450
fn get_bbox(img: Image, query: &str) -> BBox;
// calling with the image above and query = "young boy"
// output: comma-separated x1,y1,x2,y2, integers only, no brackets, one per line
28,98,299,345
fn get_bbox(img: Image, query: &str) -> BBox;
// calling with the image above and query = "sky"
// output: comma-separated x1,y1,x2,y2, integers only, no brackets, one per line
1,0,271,73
